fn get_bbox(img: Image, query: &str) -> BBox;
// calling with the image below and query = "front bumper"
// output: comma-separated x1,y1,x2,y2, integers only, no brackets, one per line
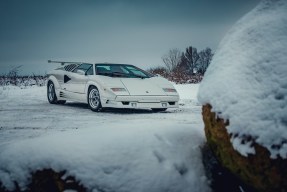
101,95,179,109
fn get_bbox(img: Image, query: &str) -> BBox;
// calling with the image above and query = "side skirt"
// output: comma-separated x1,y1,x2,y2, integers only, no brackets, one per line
57,89,87,103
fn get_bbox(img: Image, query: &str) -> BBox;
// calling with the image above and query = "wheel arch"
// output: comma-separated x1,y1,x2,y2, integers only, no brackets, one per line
47,75,61,90
86,81,104,102
86,82,103,112
86,80,105,93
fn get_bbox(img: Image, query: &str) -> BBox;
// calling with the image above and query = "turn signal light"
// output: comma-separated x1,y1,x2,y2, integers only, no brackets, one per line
111,88,127,92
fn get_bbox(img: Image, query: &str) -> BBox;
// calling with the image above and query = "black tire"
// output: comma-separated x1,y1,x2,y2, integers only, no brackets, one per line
88,86,102,112
152,108,167,112
47,81,66,104
47,81,58,104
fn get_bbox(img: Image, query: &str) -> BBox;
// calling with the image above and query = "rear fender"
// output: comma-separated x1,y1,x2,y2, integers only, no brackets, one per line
48,75,61,90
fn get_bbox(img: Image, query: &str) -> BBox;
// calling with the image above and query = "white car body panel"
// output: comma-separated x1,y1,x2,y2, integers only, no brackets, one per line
64,72,88,94
120,78,166,96
48,63,179,110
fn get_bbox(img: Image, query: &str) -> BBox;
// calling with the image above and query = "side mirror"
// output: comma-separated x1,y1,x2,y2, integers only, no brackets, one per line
76,70,85,75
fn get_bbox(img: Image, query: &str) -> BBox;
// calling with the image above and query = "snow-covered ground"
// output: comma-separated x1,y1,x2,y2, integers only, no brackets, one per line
0,84,210,192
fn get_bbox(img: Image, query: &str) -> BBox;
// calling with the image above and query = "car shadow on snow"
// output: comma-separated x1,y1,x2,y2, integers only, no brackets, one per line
61,102,89,110
63,102,172,114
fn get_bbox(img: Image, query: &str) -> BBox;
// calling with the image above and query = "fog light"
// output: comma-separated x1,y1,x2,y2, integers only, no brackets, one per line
162,103,167,107
131,103,137,107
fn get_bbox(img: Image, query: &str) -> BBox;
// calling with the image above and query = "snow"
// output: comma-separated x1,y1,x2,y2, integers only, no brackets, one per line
198,0,287,158
0,84,210,192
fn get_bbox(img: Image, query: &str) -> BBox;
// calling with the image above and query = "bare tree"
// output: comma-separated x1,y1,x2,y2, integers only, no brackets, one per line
197,47,213,75
184,46,199,75
161,48,182,73
7,65,22,85
176,52,188,71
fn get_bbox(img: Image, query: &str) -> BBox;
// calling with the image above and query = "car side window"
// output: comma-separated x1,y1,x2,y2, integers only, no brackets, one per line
73,64,93,75
64,64,79,71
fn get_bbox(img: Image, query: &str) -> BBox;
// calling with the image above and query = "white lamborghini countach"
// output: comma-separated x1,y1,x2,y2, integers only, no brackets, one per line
47,60,179,112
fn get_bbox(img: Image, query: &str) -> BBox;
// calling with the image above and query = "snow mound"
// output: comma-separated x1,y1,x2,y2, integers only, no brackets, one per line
198,0,287,158
0,122,209,192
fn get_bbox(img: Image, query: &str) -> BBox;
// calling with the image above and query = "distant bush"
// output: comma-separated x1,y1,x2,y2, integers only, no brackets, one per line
148,67,203,84
0,66,47,87
0,75,47,87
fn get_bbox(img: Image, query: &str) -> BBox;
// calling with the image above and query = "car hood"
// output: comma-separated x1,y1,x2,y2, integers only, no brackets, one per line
120,77,172,96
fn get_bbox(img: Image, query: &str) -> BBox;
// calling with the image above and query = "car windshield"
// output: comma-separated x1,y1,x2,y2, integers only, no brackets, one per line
95,64,154,78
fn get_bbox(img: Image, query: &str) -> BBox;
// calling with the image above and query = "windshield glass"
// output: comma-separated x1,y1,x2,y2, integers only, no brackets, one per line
95,64,154,78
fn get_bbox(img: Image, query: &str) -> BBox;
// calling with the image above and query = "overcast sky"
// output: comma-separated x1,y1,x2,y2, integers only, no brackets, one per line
0,0,260,75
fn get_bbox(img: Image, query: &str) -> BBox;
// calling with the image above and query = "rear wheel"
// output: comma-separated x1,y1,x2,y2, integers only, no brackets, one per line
47,81,66,104
88,86,102,112
47,81,58,104
152,108,167,112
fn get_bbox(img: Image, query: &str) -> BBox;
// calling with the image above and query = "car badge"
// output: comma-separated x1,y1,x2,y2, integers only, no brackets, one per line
146,91,149,93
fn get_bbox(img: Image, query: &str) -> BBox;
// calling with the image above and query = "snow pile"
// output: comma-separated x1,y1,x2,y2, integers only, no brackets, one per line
198,0,287,158
0,84,210,192
175,84,199,100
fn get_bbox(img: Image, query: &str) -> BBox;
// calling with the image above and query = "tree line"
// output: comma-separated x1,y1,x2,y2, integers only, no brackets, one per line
149,46,213,83
1,46,213,86
0,66,46,87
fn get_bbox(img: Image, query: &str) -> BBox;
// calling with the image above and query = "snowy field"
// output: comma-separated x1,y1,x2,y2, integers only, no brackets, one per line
0,84,211,192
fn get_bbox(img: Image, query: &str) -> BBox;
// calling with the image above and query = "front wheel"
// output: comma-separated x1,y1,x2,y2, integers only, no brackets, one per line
88,86,102,112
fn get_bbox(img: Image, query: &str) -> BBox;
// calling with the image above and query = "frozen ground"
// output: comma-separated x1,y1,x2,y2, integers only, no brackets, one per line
0,84,210,192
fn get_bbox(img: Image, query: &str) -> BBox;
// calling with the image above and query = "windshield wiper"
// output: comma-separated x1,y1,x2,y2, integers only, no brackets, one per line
111,72,129,77
111,72,146,79
98,72,111,77
131,74,146,79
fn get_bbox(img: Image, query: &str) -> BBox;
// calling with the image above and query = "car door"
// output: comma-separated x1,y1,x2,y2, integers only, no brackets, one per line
64,63,93,94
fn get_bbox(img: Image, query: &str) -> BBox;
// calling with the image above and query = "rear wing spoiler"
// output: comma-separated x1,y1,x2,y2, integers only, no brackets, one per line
48,60,83,66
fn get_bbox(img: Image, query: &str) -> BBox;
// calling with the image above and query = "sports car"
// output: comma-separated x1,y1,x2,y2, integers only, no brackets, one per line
47,60,179,112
